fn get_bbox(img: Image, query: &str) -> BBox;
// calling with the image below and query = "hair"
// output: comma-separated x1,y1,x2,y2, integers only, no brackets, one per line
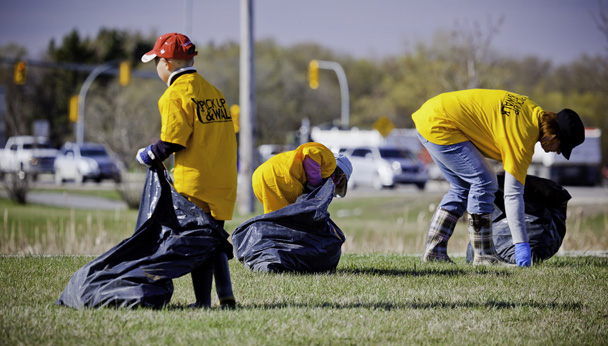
540,111,560,145
169,58,194,68
154,57,194,68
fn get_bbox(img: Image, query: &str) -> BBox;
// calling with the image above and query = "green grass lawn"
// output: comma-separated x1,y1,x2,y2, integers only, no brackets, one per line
1,254,606,345
1,186,607,344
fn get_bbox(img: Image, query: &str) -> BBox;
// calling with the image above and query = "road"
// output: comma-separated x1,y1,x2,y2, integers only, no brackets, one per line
2,175,607,210
347,180,608,207
0,174,131,210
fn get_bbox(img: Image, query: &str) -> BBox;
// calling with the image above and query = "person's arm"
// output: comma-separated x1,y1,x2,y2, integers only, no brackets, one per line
150,140,185,161
504,171,531,267
136,140,185,167
302,156,322,187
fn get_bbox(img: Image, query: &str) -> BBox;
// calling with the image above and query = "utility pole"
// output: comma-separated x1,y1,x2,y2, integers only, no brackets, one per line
238,0,256,214
183,0,192,35
0,86,6,145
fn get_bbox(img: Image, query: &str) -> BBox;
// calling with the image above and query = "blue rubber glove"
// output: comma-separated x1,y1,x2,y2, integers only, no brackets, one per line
136,145,156,168
514,242,532,267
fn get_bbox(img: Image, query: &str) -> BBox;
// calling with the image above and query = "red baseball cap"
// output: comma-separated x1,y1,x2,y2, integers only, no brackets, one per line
141,33,198,63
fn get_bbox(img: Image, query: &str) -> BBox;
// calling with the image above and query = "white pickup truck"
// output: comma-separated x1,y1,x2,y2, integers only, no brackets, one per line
528,128,602,186
0,136,58,179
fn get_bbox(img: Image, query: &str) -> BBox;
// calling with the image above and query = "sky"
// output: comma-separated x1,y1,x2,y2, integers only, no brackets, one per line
0,0,605,66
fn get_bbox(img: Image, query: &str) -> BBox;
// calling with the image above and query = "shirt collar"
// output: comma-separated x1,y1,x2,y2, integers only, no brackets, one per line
167,67,197,86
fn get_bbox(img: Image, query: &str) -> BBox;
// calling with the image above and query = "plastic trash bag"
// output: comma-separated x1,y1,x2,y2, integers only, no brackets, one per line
232,179,345,273
466,174,571,264
56,166,232,309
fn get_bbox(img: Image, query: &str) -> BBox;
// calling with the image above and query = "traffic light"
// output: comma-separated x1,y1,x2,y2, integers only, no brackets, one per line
14,61,27,85
308,60,319,89
230,104,240,133
69,95,79,122
119,61,130,86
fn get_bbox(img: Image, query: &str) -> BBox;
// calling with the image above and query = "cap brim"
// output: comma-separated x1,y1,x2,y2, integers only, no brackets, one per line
141,52,157,63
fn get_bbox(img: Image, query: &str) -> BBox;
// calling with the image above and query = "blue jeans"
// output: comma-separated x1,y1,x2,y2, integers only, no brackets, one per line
417,132,498,216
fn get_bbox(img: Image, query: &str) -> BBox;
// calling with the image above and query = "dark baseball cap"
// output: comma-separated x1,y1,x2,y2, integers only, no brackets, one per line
556,109,585,160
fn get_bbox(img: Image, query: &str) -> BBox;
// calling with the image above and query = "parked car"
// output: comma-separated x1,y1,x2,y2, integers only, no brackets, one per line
343,146,428,190
0,136,57,180
54,142,122,184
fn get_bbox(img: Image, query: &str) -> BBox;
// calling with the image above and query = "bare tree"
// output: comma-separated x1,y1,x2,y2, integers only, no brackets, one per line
1,172,31,204
593,0,608,47
85,77,164,208
450,15,504,89
592,0,608,93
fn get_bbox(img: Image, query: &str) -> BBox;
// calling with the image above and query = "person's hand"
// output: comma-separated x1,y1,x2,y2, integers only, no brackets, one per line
514,242,532,267
136,145,156,168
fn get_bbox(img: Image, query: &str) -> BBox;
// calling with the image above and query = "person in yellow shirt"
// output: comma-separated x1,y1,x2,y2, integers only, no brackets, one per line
412,89,585,266
253,142,352,214
137,33,237,307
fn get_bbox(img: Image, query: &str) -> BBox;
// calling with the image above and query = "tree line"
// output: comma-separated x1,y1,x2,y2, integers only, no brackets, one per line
1,21,607,172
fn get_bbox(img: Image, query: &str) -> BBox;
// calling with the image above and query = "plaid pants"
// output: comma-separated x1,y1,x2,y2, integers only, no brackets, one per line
423,208,458,262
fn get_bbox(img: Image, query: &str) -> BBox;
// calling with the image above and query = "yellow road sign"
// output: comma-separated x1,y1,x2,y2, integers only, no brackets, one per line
373,116,395,137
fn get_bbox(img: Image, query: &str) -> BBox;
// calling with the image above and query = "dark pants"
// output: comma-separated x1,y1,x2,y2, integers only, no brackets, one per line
190,220,234,306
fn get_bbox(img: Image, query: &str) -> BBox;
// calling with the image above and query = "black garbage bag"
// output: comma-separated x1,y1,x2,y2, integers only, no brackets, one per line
466,174,571,264
232,179,345,273
56,166,232,309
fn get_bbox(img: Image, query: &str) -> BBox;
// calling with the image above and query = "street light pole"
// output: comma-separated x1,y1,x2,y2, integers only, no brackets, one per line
76,63,114,145
315,60,350,129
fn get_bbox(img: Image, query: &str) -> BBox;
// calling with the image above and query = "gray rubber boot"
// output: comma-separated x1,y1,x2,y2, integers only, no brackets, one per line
422,208,459,263
468,213,505,265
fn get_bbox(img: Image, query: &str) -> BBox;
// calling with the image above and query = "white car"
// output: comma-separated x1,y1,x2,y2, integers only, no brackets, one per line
0,136,58,179
54,142,122,184
344,146,428,190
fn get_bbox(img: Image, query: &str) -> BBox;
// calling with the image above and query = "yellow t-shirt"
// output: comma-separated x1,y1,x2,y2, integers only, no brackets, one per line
412,89,544,185
158,71,237,220
252,142,336,213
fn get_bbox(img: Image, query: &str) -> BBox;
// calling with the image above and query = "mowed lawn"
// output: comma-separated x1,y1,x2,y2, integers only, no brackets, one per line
1,254,607,345
1,185,607,345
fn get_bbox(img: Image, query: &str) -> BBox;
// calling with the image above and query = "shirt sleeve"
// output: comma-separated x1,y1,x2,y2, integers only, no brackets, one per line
159,91,193,147
302,156,322,186
150,140,185,162
504,171,529,244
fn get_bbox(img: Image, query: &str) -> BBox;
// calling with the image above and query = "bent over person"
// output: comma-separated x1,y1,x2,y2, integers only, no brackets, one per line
136,33,237,307
412,89,585,267
253,142,353,214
